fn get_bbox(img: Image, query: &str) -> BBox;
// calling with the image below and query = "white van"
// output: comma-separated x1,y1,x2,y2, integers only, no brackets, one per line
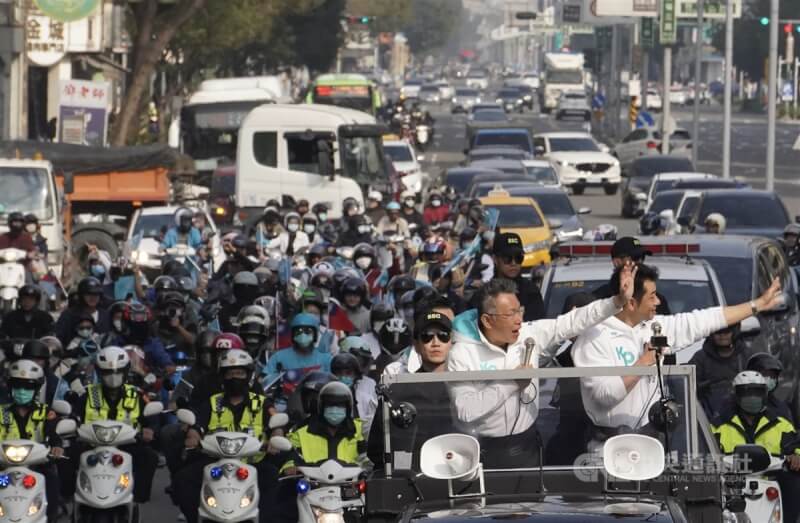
236,104,389,218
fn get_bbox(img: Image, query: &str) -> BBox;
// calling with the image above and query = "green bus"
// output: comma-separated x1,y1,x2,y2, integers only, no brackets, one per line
305,73,381,116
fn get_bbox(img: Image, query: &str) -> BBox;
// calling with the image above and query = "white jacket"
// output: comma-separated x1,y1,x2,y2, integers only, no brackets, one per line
268,231,309,255
446,297,621,438
571,307,727,430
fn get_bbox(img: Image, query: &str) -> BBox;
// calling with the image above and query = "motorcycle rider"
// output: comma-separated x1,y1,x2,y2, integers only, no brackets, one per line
99,301,129,347
153,290,195,354
713,371,800,523
377,201,411,237
689,323,747,423
237,307,271,363
121,303,174,374
311,202,329,225
747,352,793,423
362,302,394,359
337,277,371,333
0,211,35,253
400,191,426,234
24,214,48,256
55,276,110,346
423,190,450,226
353,243,390,297
302,215,321,246
0,359,63,521
264,313,332,389
220,271,261,331
332,346,377,438
211,234,257,282
70,346,161,506
1,284,54,338
21,339,59,405
372,317,413,378
365,190,386,224
272,211,310,256
161,207,203,250
300,287,338,354
175,349,279,523
338,213,373,247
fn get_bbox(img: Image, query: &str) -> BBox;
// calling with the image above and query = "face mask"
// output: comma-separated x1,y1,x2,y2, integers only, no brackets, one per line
294,332,315,350
358,225,371,234
223,377,250,397
739,395,764,415
339,376,354,387
12,388,35,405
404,199,415,208
318,213,328,222
482,231,495,243
101,372,125,389
355,257,372,270
766,377,778,393
112,319,123,332
287,223,299,233
323,406,347,426
90,265,106,278
431,199,442,207
304,224,316,235
77,328,93,339
25,224,36,233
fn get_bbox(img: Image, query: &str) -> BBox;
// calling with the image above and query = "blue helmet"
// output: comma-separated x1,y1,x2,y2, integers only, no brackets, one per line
386,201,401,212
290,312,320,331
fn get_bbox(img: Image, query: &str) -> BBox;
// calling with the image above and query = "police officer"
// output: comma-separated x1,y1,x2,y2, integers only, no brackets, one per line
1,284,54,339
174,349,278,523
21,339,59,404
0,359,63,521
713,371,800,523
70,347,160,505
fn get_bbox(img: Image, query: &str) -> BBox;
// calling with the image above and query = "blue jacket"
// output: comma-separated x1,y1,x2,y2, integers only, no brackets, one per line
142,337,174,369
263,348,331,387
161,227,203,250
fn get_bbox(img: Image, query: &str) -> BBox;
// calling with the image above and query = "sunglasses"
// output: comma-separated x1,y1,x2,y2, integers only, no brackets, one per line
419,330,451,344
501,253,524,265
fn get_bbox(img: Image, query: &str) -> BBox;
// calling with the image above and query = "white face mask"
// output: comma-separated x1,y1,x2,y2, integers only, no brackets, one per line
404,199,415,208
358,225,371,234
318,213,327,222
287,223,299,233
355,257,372,270
25,224,36,233
77,328,93,339
112,319,123,332
431,199,442,207
303,224,316,235
102,372,125,388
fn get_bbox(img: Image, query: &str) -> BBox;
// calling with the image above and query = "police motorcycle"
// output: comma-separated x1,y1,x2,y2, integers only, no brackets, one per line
0,247,28,312
723,447,784,523
73,401,164,523
175,409,290,523
0,405,75,523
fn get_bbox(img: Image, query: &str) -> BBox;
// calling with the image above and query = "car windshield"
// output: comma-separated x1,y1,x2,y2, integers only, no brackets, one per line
498,89,518,97
471,150,525,162
699,256,752,305
456,88,479,97
548,137,599,152
211,174,235,197
420,86,439,93
526,192,574,215
649,191,685,214
132,214,173,240
699,195,788,230
447,172,484,194
547,70,583,84
384,144,414,163
474,133,530,150
633,158,695,178
472,110,507,122
488,204,544,227
522,166,559,185
0,167,54,221
545,277,718,319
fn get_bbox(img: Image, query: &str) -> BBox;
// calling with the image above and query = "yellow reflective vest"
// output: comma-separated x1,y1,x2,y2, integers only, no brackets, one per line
281,418,363,472
83,384,141,428
713,412,800,456
0,403,49,442
207,392,266,463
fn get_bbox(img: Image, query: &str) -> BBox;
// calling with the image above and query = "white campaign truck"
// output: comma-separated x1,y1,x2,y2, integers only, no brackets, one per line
541,52,585,113
235,104,389,221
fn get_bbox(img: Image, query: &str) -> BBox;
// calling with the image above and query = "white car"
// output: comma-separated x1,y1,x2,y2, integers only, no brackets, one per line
127,205,225,275
669,86,688,106
400,79,422,99
644,172,716,210
466,72,489,91
634,89,663,111
613,127,693,168
435,81,454,100
522,73,540,90
533,132,620,195
383,139,424,194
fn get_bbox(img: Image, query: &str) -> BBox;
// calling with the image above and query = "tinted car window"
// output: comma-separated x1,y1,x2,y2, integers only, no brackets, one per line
528,193,574,215
548,138,599,152
698,194,789,229
623,129,648,143
455,88,479,97
384,144,413,162
474,133,531,151
472,110,507,122
649,191,685,214
488,204,544,228
701,256,753,304
632,157,695,178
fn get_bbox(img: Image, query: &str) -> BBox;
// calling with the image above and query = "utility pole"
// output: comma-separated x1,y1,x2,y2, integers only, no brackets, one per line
610,25,620,138
692,0,704,166
662,47,672,153
766,0,779,190
722,0,734,178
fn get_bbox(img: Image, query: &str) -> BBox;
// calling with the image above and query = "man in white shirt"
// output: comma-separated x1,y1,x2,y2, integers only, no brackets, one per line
447,264,635,467
572,263,783,450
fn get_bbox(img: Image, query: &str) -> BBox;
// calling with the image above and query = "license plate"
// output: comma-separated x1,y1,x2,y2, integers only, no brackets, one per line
341,485,360,500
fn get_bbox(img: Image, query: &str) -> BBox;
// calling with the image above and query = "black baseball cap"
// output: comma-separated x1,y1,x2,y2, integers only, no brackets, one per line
492,232,524,256
611,237,652,260
414,310,452,337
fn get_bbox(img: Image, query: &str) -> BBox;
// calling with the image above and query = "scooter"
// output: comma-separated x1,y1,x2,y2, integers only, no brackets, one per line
176,410,290,523
73,401,164,523
415,125,430,151
0,418,75,523
0,248,27,312
295,459,365,523
724,452,784,523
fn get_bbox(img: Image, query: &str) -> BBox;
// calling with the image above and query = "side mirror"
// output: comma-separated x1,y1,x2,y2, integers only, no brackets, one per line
740,316,761,336
176,408,197,426
577,207,591,215
269,436,293,453
732,444,771,474
548,218,563,230
55,419,77,437
635,193,648,202
51,399,72,416
143,401,165,418
269,413,290,430
62,172,74,195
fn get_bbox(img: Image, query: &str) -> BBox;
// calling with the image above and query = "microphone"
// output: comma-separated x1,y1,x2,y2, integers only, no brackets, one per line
522,337,535,366
650,322,668,350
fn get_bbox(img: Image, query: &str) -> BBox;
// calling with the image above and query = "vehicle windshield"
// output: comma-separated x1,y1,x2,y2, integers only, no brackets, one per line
384,144,414,163
181,101,265,161
526,192,574,215
340,135,386,186
456,88,479,97
470,149,525,162
700,256,752,305
312,84,373,113
0,167,54,221
211,174,235,197
548,137,599,152
498,88,518,97
472,110,507,122
649,191,685,214
447,172,484,194
474,133,530,151
522,166,559,185
633,158,695,178
132,214,173,240
487,204,544,227
420,86,439,93
380,368,696,472
563,93,586,100
547,70,583,84
699,196,789,230
545,277,718,319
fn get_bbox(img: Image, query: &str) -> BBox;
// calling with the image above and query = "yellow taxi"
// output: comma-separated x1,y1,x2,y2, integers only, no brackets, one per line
480,187,552,267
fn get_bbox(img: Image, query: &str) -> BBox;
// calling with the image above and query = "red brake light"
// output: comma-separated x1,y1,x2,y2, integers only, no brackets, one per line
22,475,36,489
357,479,367,494
112,454,124,467
646,141,658,149
766,486,779,501
236,467,249,481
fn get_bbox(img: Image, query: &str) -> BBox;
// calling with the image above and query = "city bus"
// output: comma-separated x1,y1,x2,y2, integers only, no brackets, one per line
305,73,381,116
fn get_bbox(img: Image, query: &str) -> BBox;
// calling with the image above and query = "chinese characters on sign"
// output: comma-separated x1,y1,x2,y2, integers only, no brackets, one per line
58,79,110,146
26,10,67,66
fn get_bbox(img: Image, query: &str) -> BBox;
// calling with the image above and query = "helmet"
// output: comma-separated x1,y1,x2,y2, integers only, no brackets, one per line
308,243,327,259
733,370,767,389
290,312,320,331
353,243,376,261
421,238,447,260
234,305,270,328
367,190,383,203
704,213,726,232
312,203,329,215
213,333,245,351
153,275,178,292
785,224,800,236
379,317,412,354
639,212,661,236
253,296,279,319
389,275,416,298
109,301,129,318
331,352,362,377
340,335,372,357
174,207,193,227
124,302,152,325
96,346,131,372
340,277,367,299
8,359,44,389
233,271,259,286
370,302,395,325
77,277,103,296
318,381,354,416
301,287,326,311
290,371,336,419
342,196,360,213
312,261,335,279
460,227,477,243
232,235,248,250
176,276,195,294
386,201,401,212
239,320,268,339
195,330,220,354
157,290,186,310
7,212,24,224
19,285,41,300
39,336,63,358
284,211,301,227
218,349,254,372
746,352,784,373
22,339,50,361
401,190,415,201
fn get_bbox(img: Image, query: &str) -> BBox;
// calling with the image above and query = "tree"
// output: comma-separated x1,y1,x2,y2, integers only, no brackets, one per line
402,0,463,56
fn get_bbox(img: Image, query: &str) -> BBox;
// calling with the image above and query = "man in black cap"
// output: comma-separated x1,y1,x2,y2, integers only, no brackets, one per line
471,232,545,321
593,236,670,314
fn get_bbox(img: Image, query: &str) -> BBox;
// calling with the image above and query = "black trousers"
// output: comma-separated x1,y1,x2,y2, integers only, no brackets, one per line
776,470,800,523
33,462,60,520
479,423,542,469
173,454,279,523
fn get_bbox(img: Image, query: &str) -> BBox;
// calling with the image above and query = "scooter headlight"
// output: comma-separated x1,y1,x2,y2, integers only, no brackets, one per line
0,502,4,517
216,436,246,456
206,496,217,508
3,444,32,463
115,473,130,494
239,486,256,508
93,425,122,444
27,495,43,517
313,508,345,523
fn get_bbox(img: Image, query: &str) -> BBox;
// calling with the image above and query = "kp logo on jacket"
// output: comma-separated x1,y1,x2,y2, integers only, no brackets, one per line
615,346,635,366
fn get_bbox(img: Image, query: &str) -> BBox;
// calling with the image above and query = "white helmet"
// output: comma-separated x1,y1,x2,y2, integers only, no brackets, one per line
367,190,383,203
233,305,270,328
96,346,131,372
733,370,766,388
401,190,415,201
312,261,335,278
284,211,301,227
9,359,44,383
218,349,254,371
704,213,726,233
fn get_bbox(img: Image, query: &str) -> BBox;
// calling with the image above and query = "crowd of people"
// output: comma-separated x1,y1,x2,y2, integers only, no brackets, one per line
0,195,799,522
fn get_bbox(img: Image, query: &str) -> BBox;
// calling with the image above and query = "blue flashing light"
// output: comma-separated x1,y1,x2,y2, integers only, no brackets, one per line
296,479,311,495
210,467,223,480
0,474,9,488
86,454,100,467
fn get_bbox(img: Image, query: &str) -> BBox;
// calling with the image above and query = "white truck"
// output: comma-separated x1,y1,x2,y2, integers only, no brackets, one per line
235,104,389,222
541,52,585,113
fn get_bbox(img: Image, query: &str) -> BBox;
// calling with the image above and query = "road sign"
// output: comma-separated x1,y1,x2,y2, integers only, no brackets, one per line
660,0,677,44
636,111,655,128
593,0,657,17
782,82,794,102
677,0,741,19
641,18,655,48
592,93,606,109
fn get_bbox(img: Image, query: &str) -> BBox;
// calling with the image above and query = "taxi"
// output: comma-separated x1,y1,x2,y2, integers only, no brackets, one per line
480,187,552,267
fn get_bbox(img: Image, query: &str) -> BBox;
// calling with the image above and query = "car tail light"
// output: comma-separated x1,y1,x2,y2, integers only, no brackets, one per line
646,141,658,149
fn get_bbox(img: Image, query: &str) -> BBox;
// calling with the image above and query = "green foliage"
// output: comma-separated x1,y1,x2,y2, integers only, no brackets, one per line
401,0,463,55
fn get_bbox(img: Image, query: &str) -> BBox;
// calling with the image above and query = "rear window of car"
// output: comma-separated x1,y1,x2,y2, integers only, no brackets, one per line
420,85,439,92
384,144,414,163
528,192,573,215
649,191,684,214
633,158,695,178
488,204,544,228
456,88,479,97
472,110,507,122
474,132,531,151
699,195,789,230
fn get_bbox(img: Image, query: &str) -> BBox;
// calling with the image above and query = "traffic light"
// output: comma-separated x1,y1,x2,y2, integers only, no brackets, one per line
360,16,370,24
345,15,373,24
760,17,769,26
785,23,793,34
